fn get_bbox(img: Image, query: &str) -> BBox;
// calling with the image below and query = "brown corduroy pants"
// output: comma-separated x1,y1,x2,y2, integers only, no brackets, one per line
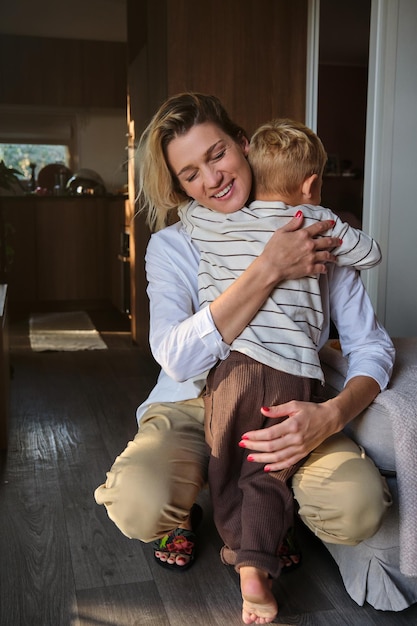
204,351,315,578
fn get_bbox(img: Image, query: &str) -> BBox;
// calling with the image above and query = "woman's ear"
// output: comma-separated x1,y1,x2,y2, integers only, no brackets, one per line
301,174,318,200
239,133,250,156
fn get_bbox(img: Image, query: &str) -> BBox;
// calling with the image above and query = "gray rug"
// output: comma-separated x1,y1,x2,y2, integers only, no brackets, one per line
29,311,107,352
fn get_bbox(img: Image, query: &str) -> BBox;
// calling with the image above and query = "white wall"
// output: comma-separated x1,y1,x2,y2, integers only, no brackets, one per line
0,106,128,193
76,112,128,194
363,0,417,337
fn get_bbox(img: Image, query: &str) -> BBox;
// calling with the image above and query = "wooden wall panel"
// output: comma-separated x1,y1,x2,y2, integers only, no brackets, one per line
166,0,307,135
0,34,127,109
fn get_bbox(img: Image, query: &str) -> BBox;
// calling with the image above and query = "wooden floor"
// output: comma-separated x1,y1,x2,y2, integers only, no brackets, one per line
1,308,417,626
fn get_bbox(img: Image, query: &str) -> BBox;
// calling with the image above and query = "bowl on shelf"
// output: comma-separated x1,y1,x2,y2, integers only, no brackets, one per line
66,169,107,196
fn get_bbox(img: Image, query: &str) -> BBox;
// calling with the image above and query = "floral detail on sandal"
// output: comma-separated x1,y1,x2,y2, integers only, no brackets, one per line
152,503,202,572
166,531,195,556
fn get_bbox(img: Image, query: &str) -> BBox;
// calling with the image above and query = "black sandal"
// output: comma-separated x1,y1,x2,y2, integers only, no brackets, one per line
279,527,302,574
153,503,202,572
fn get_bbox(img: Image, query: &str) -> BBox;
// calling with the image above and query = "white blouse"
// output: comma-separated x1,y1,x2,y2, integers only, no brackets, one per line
137,217,394,423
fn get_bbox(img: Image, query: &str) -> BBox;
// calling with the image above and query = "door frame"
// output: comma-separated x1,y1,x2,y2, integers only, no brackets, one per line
306,0,398,322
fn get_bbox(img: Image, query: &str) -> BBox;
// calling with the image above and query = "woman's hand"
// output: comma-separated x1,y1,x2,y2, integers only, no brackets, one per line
240,376,380,471
260,212,340,283
210,211,340,345
240,400,339,470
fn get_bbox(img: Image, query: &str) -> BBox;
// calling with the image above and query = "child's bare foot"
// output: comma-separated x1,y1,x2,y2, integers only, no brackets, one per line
240,566,277,624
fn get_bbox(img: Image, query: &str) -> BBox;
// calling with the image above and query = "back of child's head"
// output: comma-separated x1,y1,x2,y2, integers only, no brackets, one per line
249,119,327,197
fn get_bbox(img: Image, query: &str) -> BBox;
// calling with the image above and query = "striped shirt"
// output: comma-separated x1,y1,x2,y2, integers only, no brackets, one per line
178,200,381,382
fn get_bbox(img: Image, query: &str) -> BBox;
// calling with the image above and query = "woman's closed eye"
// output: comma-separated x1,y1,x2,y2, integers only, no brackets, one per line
212,149,226,161
185,170,198,183
184,151,225,182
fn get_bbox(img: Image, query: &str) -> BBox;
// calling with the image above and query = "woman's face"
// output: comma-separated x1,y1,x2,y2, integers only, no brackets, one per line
166,122,252,214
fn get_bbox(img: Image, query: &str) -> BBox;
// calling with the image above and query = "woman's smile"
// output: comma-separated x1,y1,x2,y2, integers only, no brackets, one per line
213,182,233,199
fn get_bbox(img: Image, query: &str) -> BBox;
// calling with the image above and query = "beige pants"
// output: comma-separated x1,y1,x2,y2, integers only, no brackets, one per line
94,398,391,544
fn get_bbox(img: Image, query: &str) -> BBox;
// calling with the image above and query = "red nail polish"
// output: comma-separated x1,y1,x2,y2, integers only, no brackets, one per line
295,210,303,218
264,466,271,472
247,455,254,462
261,406,270,412
241,434,249,440
239,441,246,448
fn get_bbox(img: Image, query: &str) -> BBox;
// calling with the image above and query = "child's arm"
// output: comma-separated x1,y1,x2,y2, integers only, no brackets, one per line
324,211,381,269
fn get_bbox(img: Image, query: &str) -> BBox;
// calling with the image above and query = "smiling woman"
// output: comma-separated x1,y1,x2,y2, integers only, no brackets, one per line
95,92,395,625
137,93,252,232
165,123,251,215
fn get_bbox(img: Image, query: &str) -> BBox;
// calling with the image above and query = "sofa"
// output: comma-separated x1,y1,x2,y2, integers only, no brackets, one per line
319,337,417,611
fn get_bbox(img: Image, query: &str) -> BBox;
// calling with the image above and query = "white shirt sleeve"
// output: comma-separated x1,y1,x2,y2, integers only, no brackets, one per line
145,223,230,382
321,264,395,390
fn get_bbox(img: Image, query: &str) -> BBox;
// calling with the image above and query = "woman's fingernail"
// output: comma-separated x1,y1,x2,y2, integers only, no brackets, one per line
264,466,271,472
339,238,343,245
295,210,303,218
247,455,254,462
261,406,270,412
239,441,246,448
241,434,249,440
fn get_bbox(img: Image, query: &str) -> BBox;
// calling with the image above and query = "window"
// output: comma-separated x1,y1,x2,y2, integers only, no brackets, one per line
0,143,70,179
0,108,75,189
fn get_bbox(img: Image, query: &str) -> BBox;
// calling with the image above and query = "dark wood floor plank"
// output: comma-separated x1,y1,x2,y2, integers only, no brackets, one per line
61,446,154,591
2,312,417,625
9,350,156,593
0,460,76,626
140,489,244,625
75,580,170,626
151,560,243,626
71,350,158,460
1,351,78,625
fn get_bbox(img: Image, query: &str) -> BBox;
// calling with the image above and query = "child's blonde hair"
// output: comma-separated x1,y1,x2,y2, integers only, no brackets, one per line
249,118,327,198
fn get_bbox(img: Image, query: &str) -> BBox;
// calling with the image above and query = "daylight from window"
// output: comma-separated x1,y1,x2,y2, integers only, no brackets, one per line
0,143,70,179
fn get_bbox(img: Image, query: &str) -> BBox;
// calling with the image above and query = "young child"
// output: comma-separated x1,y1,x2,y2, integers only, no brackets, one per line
178,118,381,624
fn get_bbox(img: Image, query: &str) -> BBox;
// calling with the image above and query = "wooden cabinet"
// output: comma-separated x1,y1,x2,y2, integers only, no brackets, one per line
0,284,9,449
36,199,108,301
1,196,126,312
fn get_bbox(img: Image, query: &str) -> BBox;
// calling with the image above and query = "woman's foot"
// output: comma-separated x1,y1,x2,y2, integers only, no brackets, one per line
153,503,202,571
240,566,278,624
154,527,196,568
